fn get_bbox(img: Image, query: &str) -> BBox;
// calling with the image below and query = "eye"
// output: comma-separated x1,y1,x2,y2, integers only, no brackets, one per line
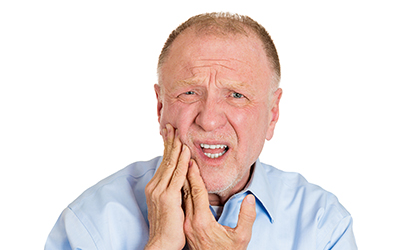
177,90,201,103
231,92,244,98
227,91,249,107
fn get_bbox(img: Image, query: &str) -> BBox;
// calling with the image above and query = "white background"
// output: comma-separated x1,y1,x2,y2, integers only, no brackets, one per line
1,0,399,249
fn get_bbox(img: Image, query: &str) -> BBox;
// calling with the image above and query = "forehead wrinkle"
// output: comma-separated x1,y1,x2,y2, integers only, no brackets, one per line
196,57,253,71
188,59,238,75
191,64,236,72
197,58,238,70
166,62,259,95
168,75,258,95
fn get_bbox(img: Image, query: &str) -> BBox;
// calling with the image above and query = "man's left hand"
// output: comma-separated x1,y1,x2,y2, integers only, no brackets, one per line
182,160,256,250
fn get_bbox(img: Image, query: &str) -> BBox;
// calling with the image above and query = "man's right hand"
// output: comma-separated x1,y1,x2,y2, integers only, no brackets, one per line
144,124,190,250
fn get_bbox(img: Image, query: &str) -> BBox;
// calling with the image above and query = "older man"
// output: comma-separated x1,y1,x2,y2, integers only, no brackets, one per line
45,13,357,250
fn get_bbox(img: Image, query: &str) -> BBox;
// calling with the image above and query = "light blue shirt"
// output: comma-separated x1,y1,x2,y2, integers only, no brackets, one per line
45,157,357,249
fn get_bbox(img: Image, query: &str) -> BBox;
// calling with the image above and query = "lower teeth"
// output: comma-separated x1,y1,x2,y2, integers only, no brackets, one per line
204,150,227,159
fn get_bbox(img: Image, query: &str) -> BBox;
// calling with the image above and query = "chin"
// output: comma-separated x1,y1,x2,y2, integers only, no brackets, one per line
194,155,248,197
202,175,240,196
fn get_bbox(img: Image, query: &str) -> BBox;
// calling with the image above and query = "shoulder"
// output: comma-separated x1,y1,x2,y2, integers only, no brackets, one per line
261,162,354,243
260,161,350,218
260,162,318,189
69,156,162,210
46,157,162,250
251,161,357,249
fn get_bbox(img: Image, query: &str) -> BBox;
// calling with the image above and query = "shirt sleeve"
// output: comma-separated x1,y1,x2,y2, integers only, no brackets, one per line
325,215,358,250
45,207,98,250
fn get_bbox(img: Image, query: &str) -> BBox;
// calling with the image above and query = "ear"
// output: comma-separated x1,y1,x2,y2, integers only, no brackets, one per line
266,88,283,141
154,84,163,123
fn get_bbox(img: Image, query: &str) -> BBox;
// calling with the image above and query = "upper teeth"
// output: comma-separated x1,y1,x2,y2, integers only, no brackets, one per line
200,144,228,159
200,144,227,149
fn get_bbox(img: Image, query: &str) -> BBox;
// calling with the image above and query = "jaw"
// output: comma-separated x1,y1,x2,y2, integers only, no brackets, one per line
203,163,252,205
190,146,250,197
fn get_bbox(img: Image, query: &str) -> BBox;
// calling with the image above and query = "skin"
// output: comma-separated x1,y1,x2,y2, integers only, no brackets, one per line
145,124,257,250
145,125,189,249
145,27,282,249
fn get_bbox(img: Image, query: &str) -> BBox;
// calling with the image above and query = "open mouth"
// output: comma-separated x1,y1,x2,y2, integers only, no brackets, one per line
200,143,229,159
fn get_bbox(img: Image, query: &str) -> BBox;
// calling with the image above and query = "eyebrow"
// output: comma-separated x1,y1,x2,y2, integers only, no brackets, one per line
171,78,255,93
174,79,197,88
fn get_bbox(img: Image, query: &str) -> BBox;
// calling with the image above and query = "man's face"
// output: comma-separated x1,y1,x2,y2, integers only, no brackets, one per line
156,29,281,195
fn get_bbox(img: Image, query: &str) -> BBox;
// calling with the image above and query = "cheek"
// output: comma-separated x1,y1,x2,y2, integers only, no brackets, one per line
160,102,196,138
229,106,269,146
230,107,265,130
159,103,180,128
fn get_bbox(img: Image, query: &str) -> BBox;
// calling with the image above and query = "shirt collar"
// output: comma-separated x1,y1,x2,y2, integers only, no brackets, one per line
156,156,275,223
245,159,275,223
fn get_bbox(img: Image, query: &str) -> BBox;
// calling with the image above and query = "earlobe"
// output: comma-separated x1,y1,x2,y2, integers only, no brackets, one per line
266,88,283,141
154,84,163,123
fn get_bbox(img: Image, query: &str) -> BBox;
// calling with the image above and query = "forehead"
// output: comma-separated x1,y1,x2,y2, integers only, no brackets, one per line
160,28,272,88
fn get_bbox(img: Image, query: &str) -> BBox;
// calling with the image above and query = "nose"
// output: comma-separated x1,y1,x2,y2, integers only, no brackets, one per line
195,98,227,132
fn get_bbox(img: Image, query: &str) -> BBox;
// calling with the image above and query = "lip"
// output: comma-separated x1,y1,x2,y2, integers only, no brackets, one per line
193,140,230,164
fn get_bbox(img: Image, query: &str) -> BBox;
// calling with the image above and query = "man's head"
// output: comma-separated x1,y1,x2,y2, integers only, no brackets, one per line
158,12,281,94
155,12,282,198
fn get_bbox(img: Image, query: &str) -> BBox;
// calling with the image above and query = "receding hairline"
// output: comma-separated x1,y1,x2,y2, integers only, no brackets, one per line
157,12,281,92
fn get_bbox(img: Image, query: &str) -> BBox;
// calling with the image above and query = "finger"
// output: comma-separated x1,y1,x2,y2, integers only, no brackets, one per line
235,194,256,237
153,125,182,186
182,175,193,217
162,124,178,157
168,144,191,190
187,160,212,216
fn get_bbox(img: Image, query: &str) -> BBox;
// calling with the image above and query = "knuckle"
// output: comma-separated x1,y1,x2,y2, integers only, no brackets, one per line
172,165,184,179
182,186,191,200
162,158,171,167
236,233,249,245
152,187,164,199
190,186,203,198
144,182,154,195
145,185,162,202
162,158,176,170
171,140,181,151
234,230,251,246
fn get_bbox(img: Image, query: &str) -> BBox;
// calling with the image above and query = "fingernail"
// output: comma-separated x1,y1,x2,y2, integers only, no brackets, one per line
182,145,188,151
246,194,255,205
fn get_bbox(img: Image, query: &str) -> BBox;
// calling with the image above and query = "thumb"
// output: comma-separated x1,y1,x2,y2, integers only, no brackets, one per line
235,194,256,235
